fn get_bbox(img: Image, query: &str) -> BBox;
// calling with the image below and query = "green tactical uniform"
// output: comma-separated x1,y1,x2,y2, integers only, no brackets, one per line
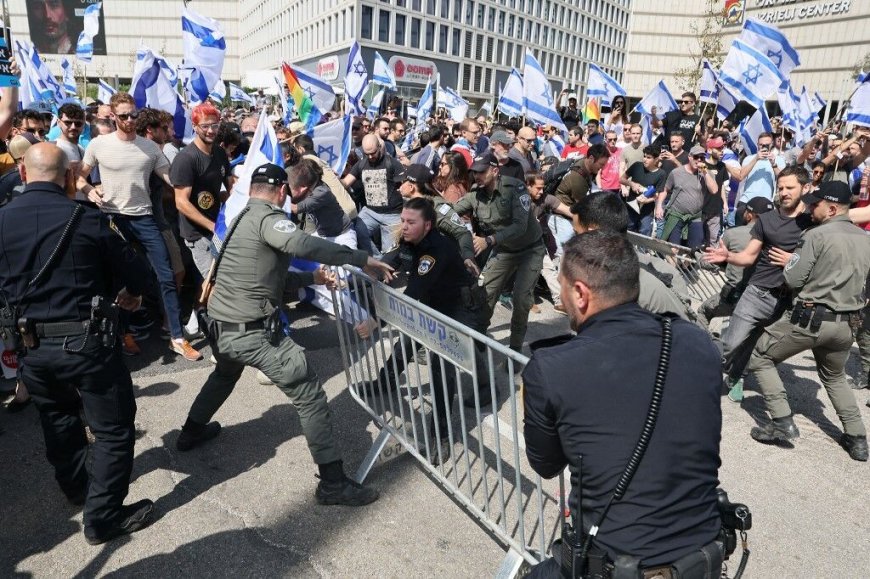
429,195,475,262
188,197,369,465
748,213,870,438
453,175,544,351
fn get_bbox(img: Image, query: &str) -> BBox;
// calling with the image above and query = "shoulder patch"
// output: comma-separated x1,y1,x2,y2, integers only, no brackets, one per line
272,219,297,234
437,203,451,215
417,255,436,275
519,193,531,212
785,253,800,272
450,213,462,225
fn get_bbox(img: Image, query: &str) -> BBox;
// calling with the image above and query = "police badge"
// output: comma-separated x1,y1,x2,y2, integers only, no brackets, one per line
418,255,436,275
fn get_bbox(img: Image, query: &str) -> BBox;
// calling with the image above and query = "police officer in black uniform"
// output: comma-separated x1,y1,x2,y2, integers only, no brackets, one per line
523,231,724,577
0,143,153,545
357,197,488,461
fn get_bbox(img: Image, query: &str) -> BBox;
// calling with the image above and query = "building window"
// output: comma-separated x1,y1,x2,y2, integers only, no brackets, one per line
427,0,435,15
410,17,421,47
452,28,461,56
439,24,448,53
361,5,373,40
440,1,449,18
465,0,474,25
395,14,406,45
476,4,484,27
464,31,472,58
454,0,462,22
378,10,390,42
425,21,435,50
462,63,472,91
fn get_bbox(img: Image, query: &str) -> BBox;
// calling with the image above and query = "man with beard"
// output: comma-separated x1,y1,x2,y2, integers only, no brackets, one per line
490,131,525,181
28,0,75,54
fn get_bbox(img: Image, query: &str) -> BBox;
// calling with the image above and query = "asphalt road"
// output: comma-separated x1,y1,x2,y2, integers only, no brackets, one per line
1,300,869,578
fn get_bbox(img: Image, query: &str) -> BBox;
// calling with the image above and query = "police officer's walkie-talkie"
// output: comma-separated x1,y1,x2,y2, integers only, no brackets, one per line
559,456,585,579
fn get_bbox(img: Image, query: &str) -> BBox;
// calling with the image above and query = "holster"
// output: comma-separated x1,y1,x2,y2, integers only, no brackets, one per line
0,292,22,351
90,296,120,348
264,307,290,345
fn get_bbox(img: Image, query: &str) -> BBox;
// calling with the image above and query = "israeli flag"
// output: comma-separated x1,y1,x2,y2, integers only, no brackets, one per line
274,76,292,124
75,2,101,64
136,44,179,85
209,80,226,103
716,82,739,121
739,105,773,156
479,100,492,117
798,87,818,137
738,18,800,79
699,60,719,104
366,86,385,119
290,64,336,129
639,114,653,146
130,46,193,144
309,115,352,174
437,85,468,121
60,58,76,96
181,5,226,104
97,78,116,104
13,41,36,109
586,63,627,108
25,43,64,104
401,121,427,153
344,40,367,115
719,39,784,110
416,76,434,121
777,81,802,137
522,50,567,131
634,80,677,119
228,82,255,105
810,92,826,111
498,68,524,118
372,51,396,89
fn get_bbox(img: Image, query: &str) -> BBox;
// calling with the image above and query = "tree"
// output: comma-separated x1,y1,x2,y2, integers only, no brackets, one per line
850,52,870,80
673,0,725,93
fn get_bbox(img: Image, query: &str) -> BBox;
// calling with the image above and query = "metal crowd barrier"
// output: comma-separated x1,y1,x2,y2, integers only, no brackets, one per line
328,266,563,577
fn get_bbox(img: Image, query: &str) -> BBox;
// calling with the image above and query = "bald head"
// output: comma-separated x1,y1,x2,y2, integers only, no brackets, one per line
361,134,383,159
22,143,70,186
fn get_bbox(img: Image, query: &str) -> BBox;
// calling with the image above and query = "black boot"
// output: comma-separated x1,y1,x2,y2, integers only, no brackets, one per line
750,415,800,444
315,461,379,506
839,434,869,462
84,499,155,545
176,417,222,451
358,369,397,397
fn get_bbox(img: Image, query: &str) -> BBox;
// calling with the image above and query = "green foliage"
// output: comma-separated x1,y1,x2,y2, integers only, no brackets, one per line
674,0,725,94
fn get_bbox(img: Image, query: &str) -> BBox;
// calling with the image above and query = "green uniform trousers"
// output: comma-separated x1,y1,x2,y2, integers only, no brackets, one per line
188,322,341,464
747,316,866,437
481,243,545,352
854,302,870,379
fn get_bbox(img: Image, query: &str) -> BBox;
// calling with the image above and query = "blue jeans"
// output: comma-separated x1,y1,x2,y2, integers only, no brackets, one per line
721,284,789,381
113,214,184,339
358,207,401,257
666,219,704,249
548,215,574,260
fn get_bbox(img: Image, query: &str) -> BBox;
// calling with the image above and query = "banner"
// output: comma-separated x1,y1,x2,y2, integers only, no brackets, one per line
26,0,107,56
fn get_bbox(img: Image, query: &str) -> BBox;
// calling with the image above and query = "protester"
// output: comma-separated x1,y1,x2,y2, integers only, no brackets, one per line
433,150,469,204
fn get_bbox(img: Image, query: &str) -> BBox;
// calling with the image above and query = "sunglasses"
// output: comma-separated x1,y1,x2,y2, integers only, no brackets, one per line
24,127,47,136
115,112,140,121
606,138,617,143
692,155,706,161
681,100,695,105
61,119,84,128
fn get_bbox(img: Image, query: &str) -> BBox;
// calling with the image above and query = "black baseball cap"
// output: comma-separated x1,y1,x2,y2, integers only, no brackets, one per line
469,151,499,172
801,180,852,206
398,164,433,185
745,197,774,214
250,163,288,185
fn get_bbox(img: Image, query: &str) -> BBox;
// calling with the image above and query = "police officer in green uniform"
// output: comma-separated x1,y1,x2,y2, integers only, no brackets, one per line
453,152,544,352
176,163,395,505
747,181,870,462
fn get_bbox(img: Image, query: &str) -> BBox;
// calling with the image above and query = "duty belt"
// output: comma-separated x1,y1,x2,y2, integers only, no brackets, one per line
795,302,856,323
216,319,266,333
35,321,89,337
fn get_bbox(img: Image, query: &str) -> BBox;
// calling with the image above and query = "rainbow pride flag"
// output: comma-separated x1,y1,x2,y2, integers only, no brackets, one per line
582,98,600,124
281,61,315,125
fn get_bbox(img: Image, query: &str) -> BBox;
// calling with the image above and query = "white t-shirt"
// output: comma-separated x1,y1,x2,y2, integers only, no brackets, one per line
83,133,169,216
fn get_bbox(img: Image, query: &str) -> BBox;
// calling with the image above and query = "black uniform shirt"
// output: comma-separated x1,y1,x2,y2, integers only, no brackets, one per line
523,303,722,566
0,182,145,322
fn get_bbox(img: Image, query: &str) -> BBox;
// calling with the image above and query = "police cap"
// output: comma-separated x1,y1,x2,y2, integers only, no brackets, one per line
250,163,288,185
801,180,852,206
469,151,499,173
745,197,774,215
397,164,433,185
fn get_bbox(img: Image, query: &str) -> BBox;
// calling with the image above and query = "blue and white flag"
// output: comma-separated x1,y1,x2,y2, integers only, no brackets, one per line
810,92,826,111
699,59,719,104
738,18,800,79
586,63,626,108
437,85,468,121
13,41,37,109
716,82,739,121
372,51,395,89
416,76,434,121
401,121,427,153
639,114,654,146
181,5,226,104
523,50,566,131
75,2,101,64
776,81,802,136
798,87,818,137
344,40,367,115
479,100,492,117
719,38,784,110
135,44,179,85
634,80,677,119
228,82,255,105
131,46,193,144
20,42,64,105
498,68,524,118
60,58,76,96
289,63,336,130
366,86,385,119
274,76,292,124
739,105,773,156
309,115,352,174
209,80,226,103
97,78,116,104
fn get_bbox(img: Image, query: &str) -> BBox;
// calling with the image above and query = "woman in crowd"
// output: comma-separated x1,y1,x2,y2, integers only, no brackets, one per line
434,150,470,203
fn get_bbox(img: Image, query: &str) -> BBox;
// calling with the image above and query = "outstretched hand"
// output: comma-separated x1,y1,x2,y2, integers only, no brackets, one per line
364,257,395,283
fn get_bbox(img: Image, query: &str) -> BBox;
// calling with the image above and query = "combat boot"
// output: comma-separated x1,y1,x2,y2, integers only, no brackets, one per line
315,461,379,506
84,499,155,545
358,368,398,397
750,415,800,445
176,418,222,451
839,434,869,462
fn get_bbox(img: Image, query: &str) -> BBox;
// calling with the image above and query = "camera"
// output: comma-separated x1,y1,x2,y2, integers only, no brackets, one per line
759,145,770,153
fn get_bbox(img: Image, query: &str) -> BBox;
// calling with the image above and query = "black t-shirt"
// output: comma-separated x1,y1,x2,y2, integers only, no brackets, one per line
749,210,814,289
660,151,689,178
170,143,230,241
349,153,404,213
498,157,526,181
701,160,728,217
625,161,666,216
663,110,700,144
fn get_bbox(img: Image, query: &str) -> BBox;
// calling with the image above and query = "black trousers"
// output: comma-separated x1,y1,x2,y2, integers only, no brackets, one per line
20,336,136,530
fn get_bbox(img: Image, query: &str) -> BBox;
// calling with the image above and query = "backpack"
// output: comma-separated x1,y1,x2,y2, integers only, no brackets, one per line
542,157,583,198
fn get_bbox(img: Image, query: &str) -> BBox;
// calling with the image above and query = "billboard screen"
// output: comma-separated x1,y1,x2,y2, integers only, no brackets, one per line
25,0,106,56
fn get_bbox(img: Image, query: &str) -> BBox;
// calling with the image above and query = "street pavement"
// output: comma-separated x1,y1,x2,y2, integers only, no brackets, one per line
1,299,869,578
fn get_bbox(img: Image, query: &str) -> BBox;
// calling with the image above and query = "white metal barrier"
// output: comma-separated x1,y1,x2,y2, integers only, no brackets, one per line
329,266,562,576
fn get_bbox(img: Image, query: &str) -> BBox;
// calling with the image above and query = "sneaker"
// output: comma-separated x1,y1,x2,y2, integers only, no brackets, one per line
315,476,379,506
122,334,141,356
553,304,568,316
726,377,744,403
83,499,154,545
499,293,513,310
170,338,202,361
176,421,222,451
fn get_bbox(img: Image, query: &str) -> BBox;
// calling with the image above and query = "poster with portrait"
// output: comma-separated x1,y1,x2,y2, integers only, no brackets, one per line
25,0,107,55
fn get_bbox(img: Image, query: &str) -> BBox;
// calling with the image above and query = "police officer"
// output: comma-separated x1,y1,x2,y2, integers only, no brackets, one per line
176,163,394,506
356,197,488,463
524,230,723,577
453,151,544,352
0,143,154,544
747,181,870,461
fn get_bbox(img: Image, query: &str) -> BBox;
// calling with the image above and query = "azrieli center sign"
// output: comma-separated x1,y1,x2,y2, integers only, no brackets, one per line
753,0,852,23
